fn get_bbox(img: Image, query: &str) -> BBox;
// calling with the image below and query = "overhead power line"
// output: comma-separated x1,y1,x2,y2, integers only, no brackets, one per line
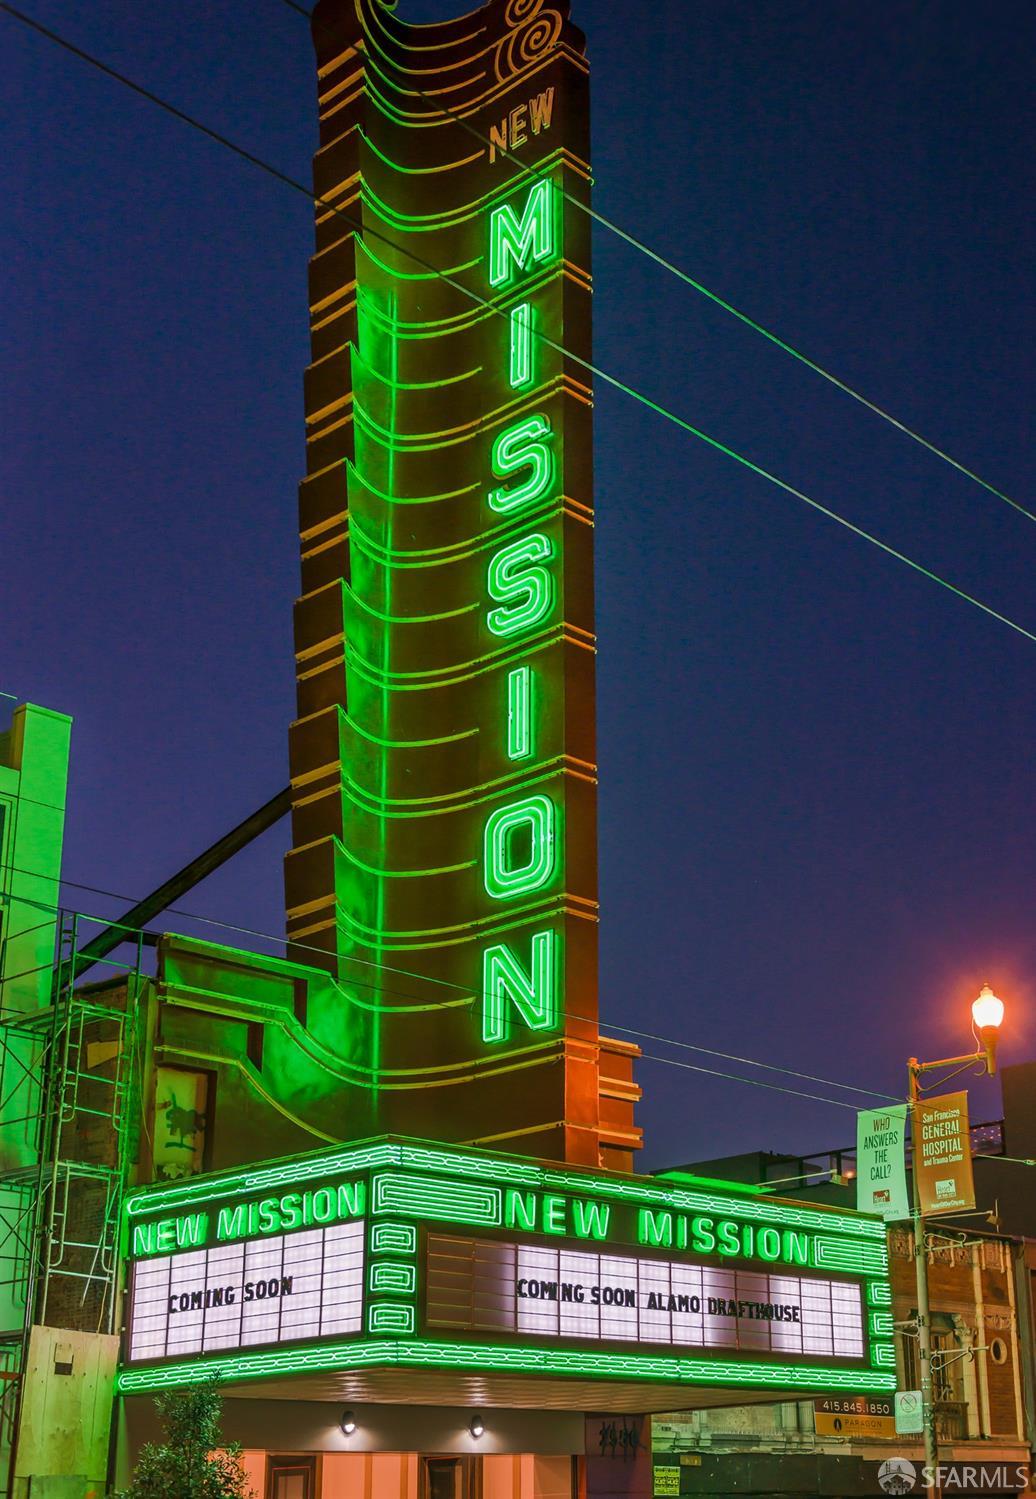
7,866,899,1110
274,0,1034,526
4,1,1035,650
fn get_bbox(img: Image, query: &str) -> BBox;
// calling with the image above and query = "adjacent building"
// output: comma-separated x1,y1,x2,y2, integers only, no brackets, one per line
637,1074,1036,1498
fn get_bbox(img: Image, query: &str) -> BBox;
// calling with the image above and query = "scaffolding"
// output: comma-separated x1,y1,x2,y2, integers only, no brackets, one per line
0,910,143,1498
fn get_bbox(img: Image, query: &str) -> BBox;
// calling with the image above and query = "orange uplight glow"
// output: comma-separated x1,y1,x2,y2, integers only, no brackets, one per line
972,984,1005,1033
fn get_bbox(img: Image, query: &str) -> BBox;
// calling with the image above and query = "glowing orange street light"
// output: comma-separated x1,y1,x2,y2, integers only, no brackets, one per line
972,984,1005,1075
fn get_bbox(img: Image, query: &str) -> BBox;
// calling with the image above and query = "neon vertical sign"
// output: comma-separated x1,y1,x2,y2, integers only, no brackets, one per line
481,180,562,1044
289,0,630,1167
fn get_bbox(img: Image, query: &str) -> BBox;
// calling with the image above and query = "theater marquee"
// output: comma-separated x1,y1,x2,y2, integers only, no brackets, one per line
119,1138,896,1405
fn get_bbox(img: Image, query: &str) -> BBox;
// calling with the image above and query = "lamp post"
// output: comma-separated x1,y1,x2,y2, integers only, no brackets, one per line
907,985,1004,1498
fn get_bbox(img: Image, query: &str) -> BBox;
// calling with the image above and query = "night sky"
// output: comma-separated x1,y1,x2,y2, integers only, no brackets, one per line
4,0,1034,1168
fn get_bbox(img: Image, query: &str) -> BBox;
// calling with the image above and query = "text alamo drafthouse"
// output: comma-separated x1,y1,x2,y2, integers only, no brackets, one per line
515,1277,804,1323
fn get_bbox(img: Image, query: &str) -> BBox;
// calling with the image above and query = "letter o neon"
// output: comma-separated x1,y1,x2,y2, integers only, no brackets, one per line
484,794,556,899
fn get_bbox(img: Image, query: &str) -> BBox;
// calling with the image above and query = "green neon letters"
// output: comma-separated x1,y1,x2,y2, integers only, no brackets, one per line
506,665,533,761
509,301,535,388
482,930,557,1042
489,179,555,286
130,1182,366,1256
487,533,555,637
481,178,560,1048
483,794,556,899
636,1209,811,1267
488,415,554,514
131,1212,207,1258
502,1189,610,1240
126,1138,886,1242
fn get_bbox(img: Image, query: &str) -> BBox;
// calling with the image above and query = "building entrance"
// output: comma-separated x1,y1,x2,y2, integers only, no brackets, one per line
420,1455,480,1499
267,1455,317,1499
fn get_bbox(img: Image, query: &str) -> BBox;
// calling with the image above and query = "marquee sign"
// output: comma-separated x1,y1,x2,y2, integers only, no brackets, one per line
282,0,639,1166
118,1138,896,1399
426,1236,866,1361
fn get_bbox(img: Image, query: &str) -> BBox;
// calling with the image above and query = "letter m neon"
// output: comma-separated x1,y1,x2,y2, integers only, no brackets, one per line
489,180,555,287
482,930,557,1042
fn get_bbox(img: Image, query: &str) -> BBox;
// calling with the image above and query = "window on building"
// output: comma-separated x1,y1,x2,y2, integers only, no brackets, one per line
900,1315,969,1440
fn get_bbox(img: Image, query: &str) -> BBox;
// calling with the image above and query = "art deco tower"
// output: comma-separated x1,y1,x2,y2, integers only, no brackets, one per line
284,0,639,1167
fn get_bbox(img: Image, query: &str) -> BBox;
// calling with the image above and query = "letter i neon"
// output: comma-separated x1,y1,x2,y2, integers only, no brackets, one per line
507,665,533,760
509,302,534,389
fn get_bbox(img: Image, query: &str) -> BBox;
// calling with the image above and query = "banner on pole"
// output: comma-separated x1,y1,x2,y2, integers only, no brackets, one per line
856,1104,910,1220
913,1090,976,1215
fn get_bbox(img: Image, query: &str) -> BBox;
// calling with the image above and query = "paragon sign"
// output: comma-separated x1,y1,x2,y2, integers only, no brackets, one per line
283,0,638,1166
118,1137,896,1402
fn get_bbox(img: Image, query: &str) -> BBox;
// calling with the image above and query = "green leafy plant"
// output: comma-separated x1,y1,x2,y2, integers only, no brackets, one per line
118,1379,254,1499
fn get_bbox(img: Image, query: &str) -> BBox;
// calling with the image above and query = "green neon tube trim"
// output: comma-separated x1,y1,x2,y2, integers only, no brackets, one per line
396,1144,542,1185
125,1141,883,1242
506,665,533,761
125,1143,398,1217
357,125,482,179
370,1222,418,1256
489,179,556,287
344,463,479,508
368,1304,415,1335
488,414,554,514
482,930,558,1044
509,301,535,389
116,1339,897,1396
372,1172,503,1227
341,846,477,880
487,533,556,637
369,1262,417,1295
357,235,482,283
483,794,557,900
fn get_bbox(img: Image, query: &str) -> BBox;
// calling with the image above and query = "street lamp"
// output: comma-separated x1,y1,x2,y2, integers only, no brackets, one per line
907,986,1004,1499
972,984,1005,1073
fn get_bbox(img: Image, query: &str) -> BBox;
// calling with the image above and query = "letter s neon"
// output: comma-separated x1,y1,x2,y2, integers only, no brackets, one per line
487,533,555,638
488,415,554,514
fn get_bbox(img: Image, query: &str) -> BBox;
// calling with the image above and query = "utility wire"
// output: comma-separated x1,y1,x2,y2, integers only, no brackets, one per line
274,0,1034,526
5,868,899,1106
3,2,1036,648
635,1052,861,1112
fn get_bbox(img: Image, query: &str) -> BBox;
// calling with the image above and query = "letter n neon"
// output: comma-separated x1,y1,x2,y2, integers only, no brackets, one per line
482,930,558,1042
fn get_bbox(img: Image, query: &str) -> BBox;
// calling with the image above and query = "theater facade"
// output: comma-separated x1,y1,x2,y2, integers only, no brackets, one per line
2,2,903,1498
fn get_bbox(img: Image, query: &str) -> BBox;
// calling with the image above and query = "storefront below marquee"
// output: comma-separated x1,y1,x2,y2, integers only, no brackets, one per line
114,1136,895,1497
116,1399,586,1499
